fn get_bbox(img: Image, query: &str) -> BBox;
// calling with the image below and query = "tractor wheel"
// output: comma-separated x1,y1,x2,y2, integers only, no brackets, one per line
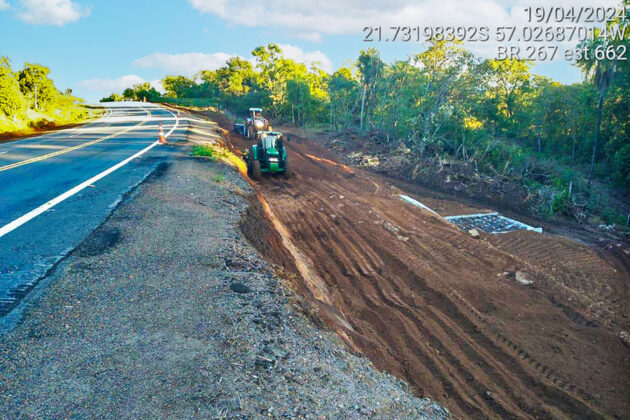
247,146,255,177
252,160,262,181
283,157,292,178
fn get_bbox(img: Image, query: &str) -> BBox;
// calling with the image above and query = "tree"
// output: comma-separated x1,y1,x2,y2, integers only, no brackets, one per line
0,57,27,121
410,41,476,153
328,67,359,130
577,37,617,188
357,48,384,131
18,63,57,110
122,83,161,102
286,78,310,125
214,57,256,97
162,75,196,98
480,58,532,138
252,43,284,108
100,93,123,102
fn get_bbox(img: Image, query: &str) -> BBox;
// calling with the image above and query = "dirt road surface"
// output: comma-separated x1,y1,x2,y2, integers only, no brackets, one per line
202,109,630,419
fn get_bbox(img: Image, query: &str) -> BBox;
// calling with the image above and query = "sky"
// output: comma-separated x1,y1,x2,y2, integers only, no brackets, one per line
0,0,622,102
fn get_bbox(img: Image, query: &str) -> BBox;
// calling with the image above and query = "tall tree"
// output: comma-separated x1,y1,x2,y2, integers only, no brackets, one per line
0,57,27,121
576,37,617,188
411,41,475,153
162,75,196,98
18,63,57,111
357,48,384,131
328,67,359,130
481,58,532,138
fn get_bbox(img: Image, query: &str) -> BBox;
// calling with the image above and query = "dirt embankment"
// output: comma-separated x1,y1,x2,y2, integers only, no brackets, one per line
0,117,448,419
197,108,630,419
316,129,630,248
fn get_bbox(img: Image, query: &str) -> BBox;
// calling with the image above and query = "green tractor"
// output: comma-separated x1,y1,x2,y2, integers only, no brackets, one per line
244,131,291,180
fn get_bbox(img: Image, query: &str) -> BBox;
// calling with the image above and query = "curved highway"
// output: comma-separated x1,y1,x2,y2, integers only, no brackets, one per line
0,102,183,332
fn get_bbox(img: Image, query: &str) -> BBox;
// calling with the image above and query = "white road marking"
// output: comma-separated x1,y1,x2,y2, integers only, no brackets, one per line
0,152,7,155
0,108,151,172
0,107,179,239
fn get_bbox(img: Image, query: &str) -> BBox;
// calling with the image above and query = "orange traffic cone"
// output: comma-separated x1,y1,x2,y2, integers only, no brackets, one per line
158,122,166,144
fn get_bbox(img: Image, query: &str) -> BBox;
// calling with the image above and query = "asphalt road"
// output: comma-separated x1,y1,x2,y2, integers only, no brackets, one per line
0,102,183,333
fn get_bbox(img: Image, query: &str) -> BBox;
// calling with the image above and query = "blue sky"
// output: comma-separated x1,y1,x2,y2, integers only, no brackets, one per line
1,0,619,102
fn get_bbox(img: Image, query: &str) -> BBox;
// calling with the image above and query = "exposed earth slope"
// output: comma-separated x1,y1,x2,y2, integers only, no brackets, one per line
202,108,630,419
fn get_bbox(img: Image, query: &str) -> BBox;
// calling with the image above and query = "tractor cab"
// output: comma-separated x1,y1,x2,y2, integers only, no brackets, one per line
258,131,284,153
245,107,270,139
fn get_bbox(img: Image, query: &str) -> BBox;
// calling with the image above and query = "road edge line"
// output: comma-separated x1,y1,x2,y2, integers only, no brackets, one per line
0,106,179,239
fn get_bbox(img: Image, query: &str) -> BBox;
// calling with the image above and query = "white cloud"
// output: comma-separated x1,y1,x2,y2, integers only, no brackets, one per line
0,0,10,11
17,0,90,25
150,79,165,94
187,0,507,38
133,46,333,76
277,44,333,72
188,0,620,57
133,52,234,77
76,75,147,92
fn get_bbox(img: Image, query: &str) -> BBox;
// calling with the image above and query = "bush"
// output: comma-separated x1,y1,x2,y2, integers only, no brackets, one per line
551,189,571,215
533,185,571,218
28,118,54,129
611,144,630,188
191,145,217,160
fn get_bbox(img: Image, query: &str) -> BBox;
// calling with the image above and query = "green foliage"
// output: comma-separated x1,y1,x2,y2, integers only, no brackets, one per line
97,21,627,202
551,189,571,215
328,67,359,130
481,58,532,137
18,63,57,111
191,144,217,160
611,144,630,186
162,75,196,99
0,56,88,134
101,93,123,102
122,83,161,102
0,57,27,121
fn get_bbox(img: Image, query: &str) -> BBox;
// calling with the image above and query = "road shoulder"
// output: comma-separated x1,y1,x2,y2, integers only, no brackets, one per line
0,145,447,419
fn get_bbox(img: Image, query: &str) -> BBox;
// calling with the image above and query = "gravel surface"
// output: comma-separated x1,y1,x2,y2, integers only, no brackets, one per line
0,136,448,419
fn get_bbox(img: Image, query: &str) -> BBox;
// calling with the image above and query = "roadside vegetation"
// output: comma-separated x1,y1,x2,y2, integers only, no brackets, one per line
0,57,91,137
105,14,629,227
191,141,247,174
190,144,217,159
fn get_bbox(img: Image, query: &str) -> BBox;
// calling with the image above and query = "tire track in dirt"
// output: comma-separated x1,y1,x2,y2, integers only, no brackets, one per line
201,109,629,419
366,230,601,419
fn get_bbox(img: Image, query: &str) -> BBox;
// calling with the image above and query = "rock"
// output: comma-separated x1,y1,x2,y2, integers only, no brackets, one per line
515,271,534,286
620,330,630,347
255,356,274,369
263,344,289,361
468,229,480,239
384,222,399,233
230,282,251,293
